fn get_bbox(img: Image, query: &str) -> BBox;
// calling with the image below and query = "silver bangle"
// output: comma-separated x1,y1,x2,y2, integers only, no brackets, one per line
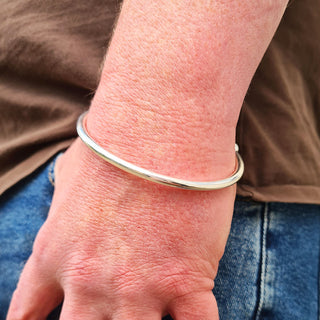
77,111,244,191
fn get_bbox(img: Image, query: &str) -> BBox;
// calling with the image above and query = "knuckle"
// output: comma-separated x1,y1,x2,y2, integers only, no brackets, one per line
31,227,54,265
156,261,209,299
112,267,143,300
161,273,196,299
31,236,46,260
113,261,200,302
61,255,103,290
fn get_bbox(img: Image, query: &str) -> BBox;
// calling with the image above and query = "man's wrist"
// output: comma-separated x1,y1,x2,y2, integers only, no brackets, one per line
86,95,237,183
77,111,243,190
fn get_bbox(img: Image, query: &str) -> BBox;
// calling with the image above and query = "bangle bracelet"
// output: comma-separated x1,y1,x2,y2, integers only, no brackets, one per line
77,111,244,191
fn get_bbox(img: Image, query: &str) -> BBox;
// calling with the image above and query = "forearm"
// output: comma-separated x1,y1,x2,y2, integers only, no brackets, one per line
7,3,291,318
87,0,288,181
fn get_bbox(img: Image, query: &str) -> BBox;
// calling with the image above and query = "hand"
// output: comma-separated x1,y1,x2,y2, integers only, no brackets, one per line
7,138,236,319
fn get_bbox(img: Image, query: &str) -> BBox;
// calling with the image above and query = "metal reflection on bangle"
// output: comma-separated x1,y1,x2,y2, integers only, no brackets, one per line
77,111,244,191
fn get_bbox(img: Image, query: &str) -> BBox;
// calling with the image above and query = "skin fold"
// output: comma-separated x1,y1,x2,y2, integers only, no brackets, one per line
7,0,288,319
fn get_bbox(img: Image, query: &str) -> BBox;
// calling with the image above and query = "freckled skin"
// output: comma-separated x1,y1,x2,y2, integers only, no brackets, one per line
7,1,288,319
89,0,286,180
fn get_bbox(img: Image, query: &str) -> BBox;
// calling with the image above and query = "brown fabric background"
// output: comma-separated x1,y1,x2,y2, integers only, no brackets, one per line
0,0,119,194
0,0,319,203
236,0,320,203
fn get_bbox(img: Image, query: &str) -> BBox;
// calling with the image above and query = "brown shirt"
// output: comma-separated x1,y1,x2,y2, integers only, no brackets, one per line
1,0,320,204
236,0,320,203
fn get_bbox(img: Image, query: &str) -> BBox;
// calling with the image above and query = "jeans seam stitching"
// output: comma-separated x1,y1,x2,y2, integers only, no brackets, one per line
255,202,268,320
47,159,56,187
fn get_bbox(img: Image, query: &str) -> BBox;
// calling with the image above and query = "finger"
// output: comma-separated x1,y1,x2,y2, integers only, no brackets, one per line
59,299,107,320
113,308,162,320
59,307,105,320
6,255,63,320
168,292,219,320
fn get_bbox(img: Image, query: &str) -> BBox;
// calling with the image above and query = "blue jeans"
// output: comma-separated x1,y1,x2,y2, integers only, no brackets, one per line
0,153,319,319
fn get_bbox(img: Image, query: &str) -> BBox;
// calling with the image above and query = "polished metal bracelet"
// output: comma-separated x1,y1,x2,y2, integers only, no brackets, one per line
77,111,244,190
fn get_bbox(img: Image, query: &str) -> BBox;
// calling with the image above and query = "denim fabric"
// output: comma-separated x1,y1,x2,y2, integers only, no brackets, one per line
0,154,58,319
0,155,319,319
213,201,320,320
